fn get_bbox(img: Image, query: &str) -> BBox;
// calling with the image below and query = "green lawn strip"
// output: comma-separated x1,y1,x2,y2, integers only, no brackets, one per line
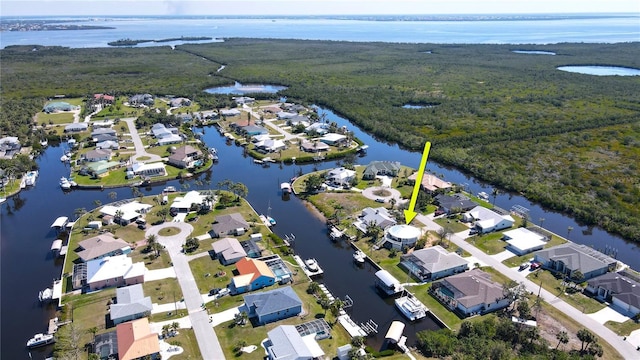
434,218,471,233
604,319,640,336
189,256,234,295
149,308,189,323
37,112,75,124
162,328,202,360
411,283,463,330
502,253,532,268
545,234,568,247
526,270,606,314
65,288,116,346
143,278,183,304
466,232,507,255
129,246,173,271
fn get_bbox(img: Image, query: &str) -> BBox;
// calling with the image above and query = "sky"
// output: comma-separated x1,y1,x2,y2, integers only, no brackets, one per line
1,0,639,17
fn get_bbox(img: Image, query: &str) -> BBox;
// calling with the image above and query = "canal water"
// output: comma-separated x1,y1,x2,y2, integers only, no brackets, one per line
2,108,638,358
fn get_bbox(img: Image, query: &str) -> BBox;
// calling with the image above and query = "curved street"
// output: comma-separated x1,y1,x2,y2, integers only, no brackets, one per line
123,117,163,162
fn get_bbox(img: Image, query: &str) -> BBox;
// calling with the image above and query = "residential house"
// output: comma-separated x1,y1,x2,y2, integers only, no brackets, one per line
241,286,302,325
502,228,547,255
64,123,89,133
255,138,286,153
211,213,250,237
151,123,182,145
100,201,152,225
286,115,309,127
212,237,247,265
83,149,112,162
167,145,203,169
319,133,347,146
129,162,166,178
110,284,153,325
43,101,75,113
305,122,330,135
76,233,131,262
169,97,191,107
176,114,193,122
241,238,263,258
362,161,401,179
431,268,512,317
231,257,277,294
277,111,298,120
586,271,640,317
284,104,307,113
116,318,160,360
0,136,21,159
241,125,269,136
407,172,452,194
91,128,117,138
170,190,209,213
93,133,119,143
92,119,115,128
93,330,118,360
220,108,242,117
93,93,115,104
84,254,146,291
96,140,119,150
300,140,330,153
326,167,356,187
353,207,396,233
534,243,618,281
400,245,469,282
87,161,120,177
129,94,154,107
463,206,515,233
261,105,281,114
265,325,325,360
233,96,255,104
382,224,422,250
433,193,477,214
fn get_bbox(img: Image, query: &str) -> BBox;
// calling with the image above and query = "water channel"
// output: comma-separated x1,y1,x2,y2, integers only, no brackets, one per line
2,107,638,359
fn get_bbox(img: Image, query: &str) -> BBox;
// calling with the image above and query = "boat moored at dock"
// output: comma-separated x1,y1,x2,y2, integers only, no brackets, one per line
26,333,55,348
353,250,366,264
395,293,428,321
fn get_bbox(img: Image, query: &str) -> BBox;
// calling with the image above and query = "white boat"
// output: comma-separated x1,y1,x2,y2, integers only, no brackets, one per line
280,182,292,194
39,288,53,302
163,186,176,193
26,333,55,348
353,250,366,264
267,216,276,226
60,154,69,162
59,177,76,190
395,294,427,321
305,258,320,272
24,171,38,186
40,139,48,147
477,191,489,201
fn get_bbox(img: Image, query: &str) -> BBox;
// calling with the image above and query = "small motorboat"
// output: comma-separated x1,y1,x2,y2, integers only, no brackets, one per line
26,333,55,348
59,177,75,190
305,258,319,272
39,288,53,302
353,250,366,264
477,191,489,201
163,186,176,193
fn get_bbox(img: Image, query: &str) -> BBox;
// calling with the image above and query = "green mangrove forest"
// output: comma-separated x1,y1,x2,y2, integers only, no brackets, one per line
1,39,639,241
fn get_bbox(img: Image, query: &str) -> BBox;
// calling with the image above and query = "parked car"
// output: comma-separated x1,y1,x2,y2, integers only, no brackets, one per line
209,288,221,296
218,288,230,297
137,223,146,230
434,209,445,216
469,228,479,235
519,262,530,271
375,198,385,203
530,262,541,271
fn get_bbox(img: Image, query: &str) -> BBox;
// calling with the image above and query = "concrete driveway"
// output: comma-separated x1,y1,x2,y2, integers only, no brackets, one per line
361,186,403,204
122,117,163,162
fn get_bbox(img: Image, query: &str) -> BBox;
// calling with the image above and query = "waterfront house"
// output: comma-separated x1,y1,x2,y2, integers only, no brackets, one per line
76,233,131,262
87,160,120,177
375,269,403,296
151,123,182,145
170,190,209,213
100,201,152,225
221,108,241,117
434,193,477,214
362,161,401,179
64,122,89,133
585,271,640,317
502,228,547,255
255,138,286,153
305,122,330,135
83,149,113,162
116,318,160,360
169,97,191,107
230,257,276,294
0,136,21,159
212,237,247,265
96,140,119,150
167,145,203,169
463,206,515,233
265,324,325,360
91,128,117,138
128,94,154,107
241,124,269,136
319,133,348,146
431,268,511,317
534,243,617,281
407,172,452,194
400,245,469,282
326,167,356,187
129,162,166,178
84,254,146,291
241,286,302,325
211,213,249,237
382,224,421,250
353,207,396,233
110,284,152,325
300,140,330,153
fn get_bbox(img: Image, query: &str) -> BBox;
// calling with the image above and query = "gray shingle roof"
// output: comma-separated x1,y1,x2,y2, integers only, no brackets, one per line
212,213,249,235
243,286,302,319
77,233,129,262
110,284,152,321
535,243,617,274
439,269,505,308
267,325,315,360
403,246,468,274
588,272,640,309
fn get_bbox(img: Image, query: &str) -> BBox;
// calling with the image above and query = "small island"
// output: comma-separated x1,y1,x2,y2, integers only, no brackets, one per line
108,36,213,46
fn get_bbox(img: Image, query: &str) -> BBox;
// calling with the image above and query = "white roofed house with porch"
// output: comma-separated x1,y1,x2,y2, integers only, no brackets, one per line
100,201,152,225
400,245,469,282
170,190,211,213
128,162,166,178
353,207,396,233
78,254,146,291
326,167,356,187
502,227,548,255
463,206,515,234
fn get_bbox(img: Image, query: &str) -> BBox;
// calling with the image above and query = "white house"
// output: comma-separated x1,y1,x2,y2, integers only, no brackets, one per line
353,207,396,233
400,245,469,282
383,224,421,250
265,325,325,360
326,167,356,187
100,201,152,225
255,138,286,153
170,190,208,213
463,206,515,233
220,109,241,117
129,162,166,178
502,228,547,255
85,255,146,291
320,133,347,146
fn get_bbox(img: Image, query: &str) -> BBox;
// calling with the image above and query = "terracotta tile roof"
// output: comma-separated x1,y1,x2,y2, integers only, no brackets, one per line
116,318,160,360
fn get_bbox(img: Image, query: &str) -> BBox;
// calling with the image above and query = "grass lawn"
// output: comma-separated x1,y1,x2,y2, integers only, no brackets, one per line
163,328,202,360
434,218,470,233
64,288,116,344
189,256,234,295
37,111,75,125
605,318,640,336
143,278,183,304
129,246,173,270
308,192,387,220
411,283,463,330
526,270,606,314
466,232,507,255
150,308,189,323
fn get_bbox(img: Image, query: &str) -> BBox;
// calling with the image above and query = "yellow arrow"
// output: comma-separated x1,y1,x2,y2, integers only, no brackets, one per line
404,141,432,224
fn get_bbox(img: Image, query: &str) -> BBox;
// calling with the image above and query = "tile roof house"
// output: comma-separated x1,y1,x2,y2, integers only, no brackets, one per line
212,237,247,265
400,245,469,282
434,193,477,214
463,206,515,233
93,93,115,103
353,207,396,233
408,172,452,194
586,271,640,317
167,145,203,169
76,233,132,262
85,254,146,291
231,257,276,294
431,268,511,317
83,149,113,162
362,161,401,179
265,325,325,360
534,243,618,281
211,213,250,237
116,318,160,360
110,284,153,325
241,286,302,325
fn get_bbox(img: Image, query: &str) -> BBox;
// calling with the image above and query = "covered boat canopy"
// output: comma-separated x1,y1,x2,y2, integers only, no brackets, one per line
385,321,405,343
51,216,69,229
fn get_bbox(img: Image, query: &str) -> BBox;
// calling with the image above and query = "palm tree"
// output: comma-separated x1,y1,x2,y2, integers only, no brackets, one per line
170,321,179,335
555,330,569,350
146,234,160,257
330,298,344,318
307,281,321,295
491,187,500,205
319,294,332,315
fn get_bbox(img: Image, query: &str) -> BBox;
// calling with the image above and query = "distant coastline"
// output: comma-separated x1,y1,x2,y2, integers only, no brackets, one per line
108,36,213,46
